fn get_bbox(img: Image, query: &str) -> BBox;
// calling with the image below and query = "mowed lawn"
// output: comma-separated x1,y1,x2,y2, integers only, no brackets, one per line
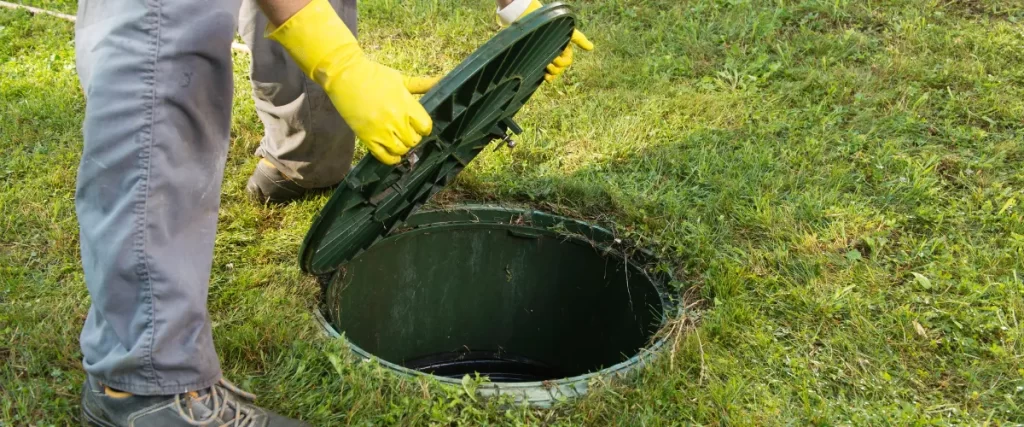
2,0,1023,424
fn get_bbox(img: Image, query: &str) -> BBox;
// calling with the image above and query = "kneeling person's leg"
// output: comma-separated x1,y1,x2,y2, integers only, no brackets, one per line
239,0,357,202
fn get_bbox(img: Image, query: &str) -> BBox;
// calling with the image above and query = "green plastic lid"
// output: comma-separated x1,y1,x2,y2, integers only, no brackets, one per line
300,3,577,274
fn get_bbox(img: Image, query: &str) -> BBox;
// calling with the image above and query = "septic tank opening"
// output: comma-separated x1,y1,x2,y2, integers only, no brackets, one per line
319,207,670,390
298,4,673,406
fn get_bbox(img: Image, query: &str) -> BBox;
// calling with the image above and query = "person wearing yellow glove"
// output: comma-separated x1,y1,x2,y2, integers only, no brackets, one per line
244,0,598,204
244,0,595,205
73,0,591,424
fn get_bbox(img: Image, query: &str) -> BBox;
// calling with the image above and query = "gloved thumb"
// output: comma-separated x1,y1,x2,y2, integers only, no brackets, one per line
403,75,442,95
571,29,594,51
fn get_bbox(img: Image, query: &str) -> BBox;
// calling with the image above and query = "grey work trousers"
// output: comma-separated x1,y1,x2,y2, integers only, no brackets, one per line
75,0,356,395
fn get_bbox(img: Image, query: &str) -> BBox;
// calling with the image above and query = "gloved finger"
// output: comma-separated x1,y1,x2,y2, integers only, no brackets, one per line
408,101,433,136
544,46,572,82
366,142,402,165
545,63,565,76
546,61,568,77
403,75,442,95
374,134,409,156
545,46,572,78
571,29,594,51
394,119,424,149
551,45,573,68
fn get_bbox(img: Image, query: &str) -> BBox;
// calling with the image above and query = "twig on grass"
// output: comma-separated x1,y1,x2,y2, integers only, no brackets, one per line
694,325,707,387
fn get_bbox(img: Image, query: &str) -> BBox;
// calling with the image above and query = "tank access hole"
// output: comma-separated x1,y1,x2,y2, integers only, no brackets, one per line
322,216,668,383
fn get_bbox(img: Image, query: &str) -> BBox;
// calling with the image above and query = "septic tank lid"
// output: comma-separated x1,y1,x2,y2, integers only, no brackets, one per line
299,3,577,275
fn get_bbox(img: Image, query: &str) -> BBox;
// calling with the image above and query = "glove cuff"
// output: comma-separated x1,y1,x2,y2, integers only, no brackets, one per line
266,0,360,83
496,0,540,26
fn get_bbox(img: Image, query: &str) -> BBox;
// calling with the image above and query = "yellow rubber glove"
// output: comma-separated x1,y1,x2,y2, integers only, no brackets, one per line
499,0,595,82
404,75,441,95
268,0,436,165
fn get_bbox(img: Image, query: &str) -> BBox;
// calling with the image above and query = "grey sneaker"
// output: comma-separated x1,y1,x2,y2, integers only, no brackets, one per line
80,375,311,426
246,159,312,204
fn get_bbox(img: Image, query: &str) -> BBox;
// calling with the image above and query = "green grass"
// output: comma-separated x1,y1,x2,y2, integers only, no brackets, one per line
3,0,1024,424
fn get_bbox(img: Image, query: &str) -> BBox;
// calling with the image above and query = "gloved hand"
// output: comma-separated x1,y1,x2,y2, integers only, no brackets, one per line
497,0,595,82
268,0,437,165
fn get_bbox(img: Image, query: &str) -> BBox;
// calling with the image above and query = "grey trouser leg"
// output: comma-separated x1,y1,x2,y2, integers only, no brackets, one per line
238,0,357,189
75,0,240,395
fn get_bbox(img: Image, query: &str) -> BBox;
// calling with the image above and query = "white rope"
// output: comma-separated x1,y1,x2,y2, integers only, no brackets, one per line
0,0,75,20
0,1,252,53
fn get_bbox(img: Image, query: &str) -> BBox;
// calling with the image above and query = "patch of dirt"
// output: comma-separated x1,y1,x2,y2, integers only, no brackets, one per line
940,0,1022,20
935,155,965,188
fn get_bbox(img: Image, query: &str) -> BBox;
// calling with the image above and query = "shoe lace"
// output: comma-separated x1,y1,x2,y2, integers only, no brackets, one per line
175,379,258,427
